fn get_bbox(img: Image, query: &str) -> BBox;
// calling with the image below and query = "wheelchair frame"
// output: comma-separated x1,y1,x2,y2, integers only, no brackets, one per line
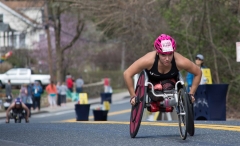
129,70,195,140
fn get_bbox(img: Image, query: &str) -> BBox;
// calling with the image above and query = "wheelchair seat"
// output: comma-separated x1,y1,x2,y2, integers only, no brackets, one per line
147,78,176,102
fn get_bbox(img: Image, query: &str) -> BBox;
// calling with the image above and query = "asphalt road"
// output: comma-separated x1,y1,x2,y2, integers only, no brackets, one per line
0,99,240,146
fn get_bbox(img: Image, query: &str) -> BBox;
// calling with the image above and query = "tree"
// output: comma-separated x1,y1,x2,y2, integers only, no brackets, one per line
35,1,85,82
157,0,240,115
66,0,169,67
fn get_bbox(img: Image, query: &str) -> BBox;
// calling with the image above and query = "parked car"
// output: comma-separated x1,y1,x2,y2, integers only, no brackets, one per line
0,68,50,88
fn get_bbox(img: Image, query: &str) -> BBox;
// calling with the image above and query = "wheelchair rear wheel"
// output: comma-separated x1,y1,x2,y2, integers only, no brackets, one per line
187,93,195,136
177,88,189,140
130,71,147,138
14,114,22,123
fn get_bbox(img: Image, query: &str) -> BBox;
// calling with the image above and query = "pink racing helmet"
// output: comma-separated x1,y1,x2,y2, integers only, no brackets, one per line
154,34,176,54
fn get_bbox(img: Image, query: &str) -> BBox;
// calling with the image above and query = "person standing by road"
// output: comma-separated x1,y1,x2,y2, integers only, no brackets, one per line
26,83,33,105
19,84,28,104
186,54,207,92
26,83,33,117
59,82,68,107
5,80,13,101
46,80,57,108
66,73,73,92
56,81,61,107
75,75,84,94
32,81,43,111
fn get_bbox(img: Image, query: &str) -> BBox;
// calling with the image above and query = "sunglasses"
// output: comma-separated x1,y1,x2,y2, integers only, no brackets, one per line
195,57,203,61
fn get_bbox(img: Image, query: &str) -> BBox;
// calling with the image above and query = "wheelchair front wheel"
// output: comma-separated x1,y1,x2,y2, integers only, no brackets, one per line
177,88,189,140
129,71,147,138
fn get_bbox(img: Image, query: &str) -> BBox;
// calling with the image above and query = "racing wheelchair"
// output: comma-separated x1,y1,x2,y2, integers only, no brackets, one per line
129,70,195,140
9,109,26,123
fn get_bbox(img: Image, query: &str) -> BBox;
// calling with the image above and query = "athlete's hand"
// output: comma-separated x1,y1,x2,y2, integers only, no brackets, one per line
189,94,195,103
130,96,136,106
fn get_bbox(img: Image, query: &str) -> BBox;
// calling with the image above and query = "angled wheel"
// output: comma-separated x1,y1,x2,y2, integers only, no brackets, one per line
130,71,147,138
177,88,189,140
14,115,22,123
187,93,195,136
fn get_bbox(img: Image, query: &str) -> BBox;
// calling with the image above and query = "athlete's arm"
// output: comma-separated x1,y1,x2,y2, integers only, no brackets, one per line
175,52,202,95
5,103,15,122
123,52,153,98
22,103,29,121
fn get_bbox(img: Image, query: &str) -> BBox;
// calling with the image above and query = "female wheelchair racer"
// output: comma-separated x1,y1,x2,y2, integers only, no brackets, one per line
123,34,201,140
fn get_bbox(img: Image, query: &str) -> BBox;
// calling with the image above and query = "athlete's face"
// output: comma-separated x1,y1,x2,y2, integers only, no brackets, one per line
158,53,173,66
15,104,21,108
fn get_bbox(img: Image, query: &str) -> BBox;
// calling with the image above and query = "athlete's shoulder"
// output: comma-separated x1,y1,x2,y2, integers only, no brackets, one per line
133,51,156,70
174,52,192,70
140,51,156,64
174,52,185,58
143,51,156,57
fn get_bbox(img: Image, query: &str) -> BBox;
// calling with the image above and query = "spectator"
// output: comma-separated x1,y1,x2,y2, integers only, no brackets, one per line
46,80,57,108
56,81,61,107
30,83,34,110
66,72,71,79
5,80,13,101
72,76,75,82
186,54,207,92
66,74,73,92
26,83,33,117
75,75,84,94
19,84,28,104
59,82,68,107
32,81,43,111
103,78,111,93
26,83,33,104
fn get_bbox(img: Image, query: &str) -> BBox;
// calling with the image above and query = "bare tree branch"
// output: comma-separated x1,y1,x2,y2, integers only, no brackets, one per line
62,16,84,51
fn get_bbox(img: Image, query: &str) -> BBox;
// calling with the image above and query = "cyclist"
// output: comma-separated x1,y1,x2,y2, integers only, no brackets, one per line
5,97,30,123
123,34,202,106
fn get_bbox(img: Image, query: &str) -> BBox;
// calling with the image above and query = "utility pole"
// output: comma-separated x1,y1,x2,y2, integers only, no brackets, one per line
44,0,54,80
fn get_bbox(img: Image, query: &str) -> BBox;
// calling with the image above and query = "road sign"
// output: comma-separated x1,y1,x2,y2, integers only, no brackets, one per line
79,93,88,104
202,68,212,84
103,101,110,110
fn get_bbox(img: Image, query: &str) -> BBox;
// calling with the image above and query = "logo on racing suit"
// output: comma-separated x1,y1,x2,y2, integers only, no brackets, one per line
150,71,160,76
